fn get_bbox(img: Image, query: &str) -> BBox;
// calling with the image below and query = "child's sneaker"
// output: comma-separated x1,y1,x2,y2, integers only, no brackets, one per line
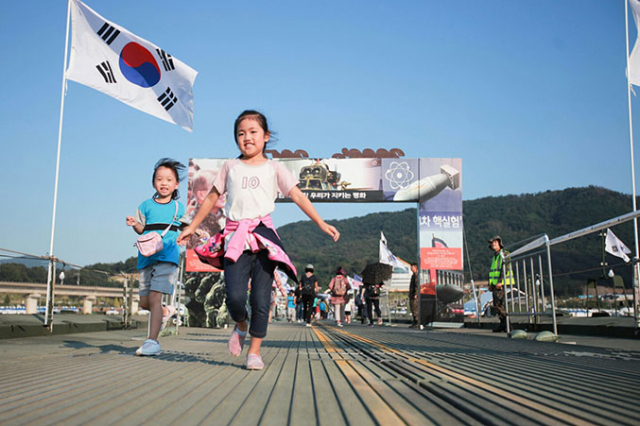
162,305,176,329
228,325,247,357
136,339,161,356
246,354,264,370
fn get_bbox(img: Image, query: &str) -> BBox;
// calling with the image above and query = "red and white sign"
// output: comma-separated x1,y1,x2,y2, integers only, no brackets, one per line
420,247,462,270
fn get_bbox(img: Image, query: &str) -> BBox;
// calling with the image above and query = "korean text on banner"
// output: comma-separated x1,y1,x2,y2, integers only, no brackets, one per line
66,0,198,131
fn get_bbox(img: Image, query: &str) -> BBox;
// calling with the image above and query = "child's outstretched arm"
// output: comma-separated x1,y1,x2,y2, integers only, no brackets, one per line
126,216,144,235
177,188,220,245
288,186,340,242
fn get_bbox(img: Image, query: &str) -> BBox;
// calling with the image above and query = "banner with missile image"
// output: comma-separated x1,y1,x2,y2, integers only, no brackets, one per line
411,158,463,272
186,157,463,290
381,157,464,324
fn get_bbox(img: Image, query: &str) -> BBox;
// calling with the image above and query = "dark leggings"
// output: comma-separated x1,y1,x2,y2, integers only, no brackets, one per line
357,304,367,323
224,250,275,338
302,296,314,324
366,297,381,324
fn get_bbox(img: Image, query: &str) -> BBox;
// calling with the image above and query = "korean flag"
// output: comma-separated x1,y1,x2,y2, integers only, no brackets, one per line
66,0,198,131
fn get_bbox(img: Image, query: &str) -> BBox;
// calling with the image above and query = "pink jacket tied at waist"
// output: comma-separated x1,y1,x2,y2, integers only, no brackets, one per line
194,215,298,280
224,216,277,262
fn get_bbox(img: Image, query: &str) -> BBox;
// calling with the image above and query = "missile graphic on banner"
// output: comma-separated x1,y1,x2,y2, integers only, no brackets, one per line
393,164,460,203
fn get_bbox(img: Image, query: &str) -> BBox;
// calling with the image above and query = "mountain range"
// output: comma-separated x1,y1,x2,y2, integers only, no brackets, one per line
2,186,637,296
279,186,638,295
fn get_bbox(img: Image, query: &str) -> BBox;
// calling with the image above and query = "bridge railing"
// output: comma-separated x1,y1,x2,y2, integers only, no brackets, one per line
503,234,557,335
505,209,640,335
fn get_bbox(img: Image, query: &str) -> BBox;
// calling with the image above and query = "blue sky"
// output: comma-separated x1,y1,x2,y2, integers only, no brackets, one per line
1,0,638,266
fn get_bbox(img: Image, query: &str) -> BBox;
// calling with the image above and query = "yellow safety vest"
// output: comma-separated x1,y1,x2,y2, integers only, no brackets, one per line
489,250,514,286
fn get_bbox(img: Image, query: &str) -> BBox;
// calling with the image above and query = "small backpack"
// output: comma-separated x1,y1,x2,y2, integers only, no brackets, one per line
302,277,316,297
332,276,347,297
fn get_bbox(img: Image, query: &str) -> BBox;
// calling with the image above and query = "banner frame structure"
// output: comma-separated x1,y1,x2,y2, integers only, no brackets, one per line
185,157,465,326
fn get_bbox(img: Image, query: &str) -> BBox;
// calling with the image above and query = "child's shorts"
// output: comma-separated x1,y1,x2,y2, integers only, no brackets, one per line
138,261,178,297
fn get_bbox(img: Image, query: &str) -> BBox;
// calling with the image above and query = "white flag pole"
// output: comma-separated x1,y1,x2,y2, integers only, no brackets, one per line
44,0,72,329
624,0,640,330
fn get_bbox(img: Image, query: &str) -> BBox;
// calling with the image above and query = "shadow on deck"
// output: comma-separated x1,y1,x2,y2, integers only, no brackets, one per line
0,321,639,425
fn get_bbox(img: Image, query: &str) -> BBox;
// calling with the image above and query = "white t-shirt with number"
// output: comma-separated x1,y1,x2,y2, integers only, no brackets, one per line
213,159,299,221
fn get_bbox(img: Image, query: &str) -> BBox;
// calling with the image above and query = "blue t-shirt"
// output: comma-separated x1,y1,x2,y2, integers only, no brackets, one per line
135,198,185,269
287,295,295,309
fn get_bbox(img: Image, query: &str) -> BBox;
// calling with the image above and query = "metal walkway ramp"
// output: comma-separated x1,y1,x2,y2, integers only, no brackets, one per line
0,322,638,425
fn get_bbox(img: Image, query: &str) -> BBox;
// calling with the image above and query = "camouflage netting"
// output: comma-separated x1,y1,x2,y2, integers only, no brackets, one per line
183,272,229,328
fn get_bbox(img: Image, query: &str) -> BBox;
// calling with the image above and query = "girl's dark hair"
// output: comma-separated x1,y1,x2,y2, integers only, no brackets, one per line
335,266,346,276
233,110,276,156
153,158,185,200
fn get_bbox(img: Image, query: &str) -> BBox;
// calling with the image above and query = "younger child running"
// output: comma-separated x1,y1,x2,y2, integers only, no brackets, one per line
126,158,187,356
177,110,339,370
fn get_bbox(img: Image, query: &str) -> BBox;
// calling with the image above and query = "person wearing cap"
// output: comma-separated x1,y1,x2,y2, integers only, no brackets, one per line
300,264,319,327
488,236,513,332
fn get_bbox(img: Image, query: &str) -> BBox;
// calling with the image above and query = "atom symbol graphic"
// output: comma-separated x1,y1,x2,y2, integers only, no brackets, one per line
384,161,414,190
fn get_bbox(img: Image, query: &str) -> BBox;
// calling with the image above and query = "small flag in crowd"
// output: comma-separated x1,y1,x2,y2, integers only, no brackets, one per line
351,274,363,288
379,232,405,270
66,0,198,131
629,0,640,86
605,228,632,263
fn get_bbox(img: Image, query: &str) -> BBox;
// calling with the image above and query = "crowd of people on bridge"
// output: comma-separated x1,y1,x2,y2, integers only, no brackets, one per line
266,264,389,327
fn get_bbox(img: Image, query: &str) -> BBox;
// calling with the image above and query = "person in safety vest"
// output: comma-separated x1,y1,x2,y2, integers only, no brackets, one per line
488,236,514,332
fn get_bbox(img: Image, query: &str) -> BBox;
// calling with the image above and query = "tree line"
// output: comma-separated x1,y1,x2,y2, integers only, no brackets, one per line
2,186,637,295
0,257,138,287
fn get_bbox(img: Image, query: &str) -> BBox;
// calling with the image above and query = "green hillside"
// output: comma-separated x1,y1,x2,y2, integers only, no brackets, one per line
464,186,638,295
278,208,418,289
2,186,636,296
280,186,639,294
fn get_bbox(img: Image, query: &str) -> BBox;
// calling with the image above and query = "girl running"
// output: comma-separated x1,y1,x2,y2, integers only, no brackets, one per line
177,110,339,370
126,159,187,356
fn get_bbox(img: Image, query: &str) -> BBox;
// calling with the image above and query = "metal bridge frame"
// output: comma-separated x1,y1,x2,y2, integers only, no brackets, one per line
503,234,557,335
505,209,640,335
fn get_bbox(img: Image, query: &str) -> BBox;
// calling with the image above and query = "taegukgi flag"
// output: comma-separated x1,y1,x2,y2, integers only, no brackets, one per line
66,0,198,131
628,0,640,86
605,228,632,263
